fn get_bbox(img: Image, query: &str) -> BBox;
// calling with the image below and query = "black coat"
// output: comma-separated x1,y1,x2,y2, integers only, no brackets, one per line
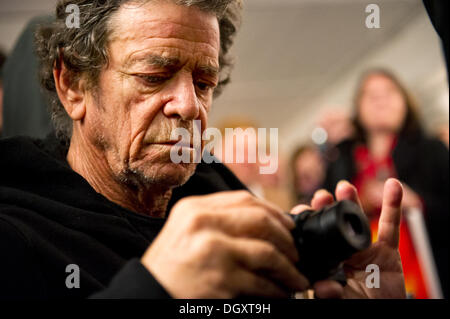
324,132,449,298
0,134,246,299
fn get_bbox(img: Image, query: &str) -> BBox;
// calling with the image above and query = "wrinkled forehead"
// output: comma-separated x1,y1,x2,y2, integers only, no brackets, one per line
108,1,221,65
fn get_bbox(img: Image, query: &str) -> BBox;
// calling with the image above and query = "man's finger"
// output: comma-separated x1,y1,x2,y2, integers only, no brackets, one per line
230,238,310,293
377,178,403,248
255,196,296,231
290,205,312,215
313,280,344,299
335,180,363,208
311,189,334,210
290,189,334,216
236,270,290,298
200,207,299,263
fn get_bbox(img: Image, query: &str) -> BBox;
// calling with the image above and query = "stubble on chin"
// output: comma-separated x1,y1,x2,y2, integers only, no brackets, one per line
115,153,198,191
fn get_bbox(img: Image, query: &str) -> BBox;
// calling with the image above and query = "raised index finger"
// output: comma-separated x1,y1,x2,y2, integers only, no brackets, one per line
377,178,403,248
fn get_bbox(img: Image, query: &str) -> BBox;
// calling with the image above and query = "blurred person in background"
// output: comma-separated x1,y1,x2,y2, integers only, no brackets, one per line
315,108,356,171
0,49,6,136
291,145,326,205
318,109,355,147
324,69,449,298
216,118,293,211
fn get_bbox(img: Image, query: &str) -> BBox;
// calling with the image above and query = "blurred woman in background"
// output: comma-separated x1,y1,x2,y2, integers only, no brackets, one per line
324,69,449,298
291,145,326,205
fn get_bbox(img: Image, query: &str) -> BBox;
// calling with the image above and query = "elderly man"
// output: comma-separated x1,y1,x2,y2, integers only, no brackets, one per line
0,0,406,299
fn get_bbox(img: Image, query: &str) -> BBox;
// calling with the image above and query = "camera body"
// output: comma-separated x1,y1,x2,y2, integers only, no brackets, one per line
290,200,372,284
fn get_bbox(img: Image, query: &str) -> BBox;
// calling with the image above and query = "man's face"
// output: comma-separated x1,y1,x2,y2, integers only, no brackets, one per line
83,1,220,188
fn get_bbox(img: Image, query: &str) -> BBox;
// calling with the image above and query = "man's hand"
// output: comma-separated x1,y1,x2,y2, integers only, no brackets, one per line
291,178,406,299
141,191,309,298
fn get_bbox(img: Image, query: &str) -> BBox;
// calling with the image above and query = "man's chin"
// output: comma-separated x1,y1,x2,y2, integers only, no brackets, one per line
129,162,197,189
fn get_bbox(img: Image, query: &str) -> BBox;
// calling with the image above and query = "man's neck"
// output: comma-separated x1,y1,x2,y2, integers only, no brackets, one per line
66,128,172,218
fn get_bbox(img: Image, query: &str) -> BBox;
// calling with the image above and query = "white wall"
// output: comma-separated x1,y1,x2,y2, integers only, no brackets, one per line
0,0,55,52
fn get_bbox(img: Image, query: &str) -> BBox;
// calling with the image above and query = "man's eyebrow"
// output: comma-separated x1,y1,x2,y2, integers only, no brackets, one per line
124,54,181,69
124,54,219,79
195,65,220,79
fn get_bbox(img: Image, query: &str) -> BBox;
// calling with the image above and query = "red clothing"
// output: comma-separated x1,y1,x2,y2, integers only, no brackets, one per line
352,139,428,299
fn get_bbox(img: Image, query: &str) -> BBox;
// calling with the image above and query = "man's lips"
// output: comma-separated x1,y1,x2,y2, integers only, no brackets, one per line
152,141,194,148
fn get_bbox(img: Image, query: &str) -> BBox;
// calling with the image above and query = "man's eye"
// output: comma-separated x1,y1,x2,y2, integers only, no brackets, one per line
137,75,168,85
196,81,214,92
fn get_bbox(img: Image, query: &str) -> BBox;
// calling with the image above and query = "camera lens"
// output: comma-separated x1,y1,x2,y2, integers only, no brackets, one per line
290,200,371,283
343,212,362,236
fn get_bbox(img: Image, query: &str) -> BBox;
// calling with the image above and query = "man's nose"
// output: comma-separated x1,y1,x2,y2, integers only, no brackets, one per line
163,76,200,121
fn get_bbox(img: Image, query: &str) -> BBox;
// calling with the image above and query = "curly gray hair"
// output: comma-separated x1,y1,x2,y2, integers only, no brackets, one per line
35,0,242,143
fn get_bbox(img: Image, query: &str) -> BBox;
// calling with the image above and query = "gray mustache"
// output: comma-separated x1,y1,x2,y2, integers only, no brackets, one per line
144,121,194,144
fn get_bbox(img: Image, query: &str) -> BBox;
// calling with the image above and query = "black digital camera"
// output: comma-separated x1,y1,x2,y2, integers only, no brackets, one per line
290,200,372,284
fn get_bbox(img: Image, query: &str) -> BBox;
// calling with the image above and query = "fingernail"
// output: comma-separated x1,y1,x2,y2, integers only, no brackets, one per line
387,178,402,187
318,189,331,196
313,189,328,200
337,180,349,188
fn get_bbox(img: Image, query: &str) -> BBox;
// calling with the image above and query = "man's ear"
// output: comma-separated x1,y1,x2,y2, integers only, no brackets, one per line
53,59,86,121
